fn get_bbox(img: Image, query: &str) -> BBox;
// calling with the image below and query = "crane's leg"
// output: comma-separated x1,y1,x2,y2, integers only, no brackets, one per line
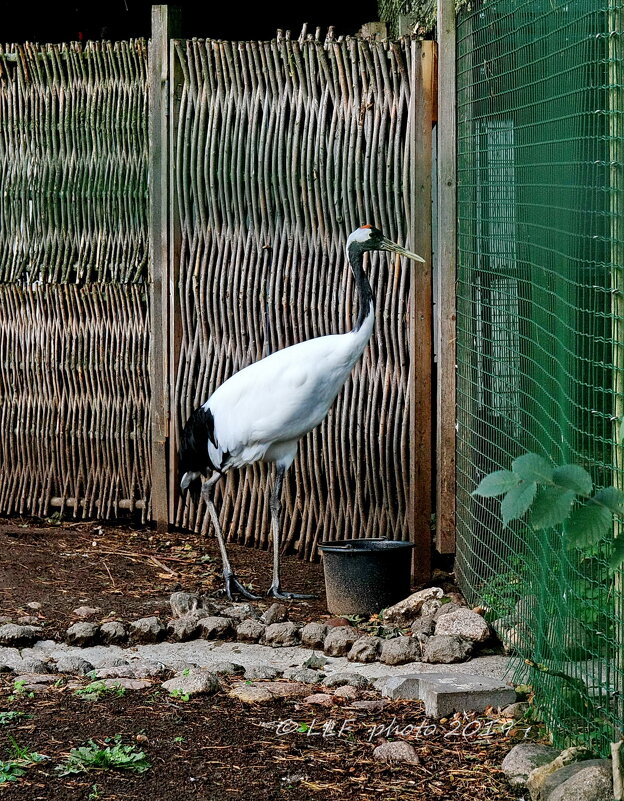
266,465,317,600
201,471,261,601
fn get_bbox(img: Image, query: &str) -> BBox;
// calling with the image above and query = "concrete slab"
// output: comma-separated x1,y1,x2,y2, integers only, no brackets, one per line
418,673,516,717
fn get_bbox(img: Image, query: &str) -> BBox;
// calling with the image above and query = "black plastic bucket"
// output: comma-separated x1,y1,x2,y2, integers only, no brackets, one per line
318,538,415,616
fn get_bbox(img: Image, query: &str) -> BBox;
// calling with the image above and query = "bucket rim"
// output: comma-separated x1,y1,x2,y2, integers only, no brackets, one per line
318,537,416,554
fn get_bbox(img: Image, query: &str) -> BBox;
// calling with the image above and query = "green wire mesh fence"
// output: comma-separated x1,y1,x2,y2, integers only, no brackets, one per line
455,0,624,754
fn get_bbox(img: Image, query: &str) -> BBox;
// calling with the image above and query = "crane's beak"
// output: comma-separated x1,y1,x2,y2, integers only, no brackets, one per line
380,236,426,263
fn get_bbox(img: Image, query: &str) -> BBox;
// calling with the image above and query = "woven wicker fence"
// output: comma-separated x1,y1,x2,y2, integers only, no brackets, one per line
171,34,429,558
0,41,151,520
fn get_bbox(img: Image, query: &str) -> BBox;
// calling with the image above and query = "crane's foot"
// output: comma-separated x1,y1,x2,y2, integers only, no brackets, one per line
266,583,317,600
223,571,262,601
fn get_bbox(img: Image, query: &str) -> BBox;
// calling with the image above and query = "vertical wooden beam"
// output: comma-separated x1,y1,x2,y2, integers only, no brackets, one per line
148,5,181,532
409,40,435,584
168,38,184,524
436,0,457,554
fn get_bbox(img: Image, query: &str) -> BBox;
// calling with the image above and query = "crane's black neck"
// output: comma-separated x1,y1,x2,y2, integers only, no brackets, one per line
348,245,374,333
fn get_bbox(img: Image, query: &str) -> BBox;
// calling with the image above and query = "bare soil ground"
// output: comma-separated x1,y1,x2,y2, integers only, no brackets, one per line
0,678,528,801
0,519,327,636
0,519,528,799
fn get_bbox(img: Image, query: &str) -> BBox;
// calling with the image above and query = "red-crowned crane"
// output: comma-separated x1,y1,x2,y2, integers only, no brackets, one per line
179,225,425,600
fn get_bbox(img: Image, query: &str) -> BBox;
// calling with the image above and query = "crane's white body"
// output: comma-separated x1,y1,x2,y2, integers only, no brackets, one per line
203,301,374,472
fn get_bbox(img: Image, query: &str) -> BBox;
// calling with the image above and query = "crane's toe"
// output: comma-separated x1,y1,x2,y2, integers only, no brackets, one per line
223,572,262,601
266,584,317,600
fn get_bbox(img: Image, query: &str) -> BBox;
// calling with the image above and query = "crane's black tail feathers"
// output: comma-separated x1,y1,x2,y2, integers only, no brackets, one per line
179,406,219,504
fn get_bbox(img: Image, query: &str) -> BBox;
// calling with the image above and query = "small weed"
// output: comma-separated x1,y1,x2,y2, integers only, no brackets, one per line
0,737,47,784
88,785,101,800
56,735,150,775
75,681,126,701
182,668,191,676
169,689,190,701
8,680,34,702
0,711,28,726
173,736,185,744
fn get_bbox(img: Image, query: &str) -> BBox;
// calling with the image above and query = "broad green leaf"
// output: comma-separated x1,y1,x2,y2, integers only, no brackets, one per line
511,453,553,484
530,487,575,530
608,537,624,571
593,487,624,512
552,464,593,496
564,501,612,548
501,481,537,526
472,470,521,498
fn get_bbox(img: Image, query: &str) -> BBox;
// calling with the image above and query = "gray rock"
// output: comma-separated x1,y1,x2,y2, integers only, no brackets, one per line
170,591,202,618
54,656,95,676
93,657,129,670
96,660,167,680
304,692,333,707
221,604,261,622
501,744,560,788
128,660,168,679
542,759,612,801
17,658,50,674
303,653,329,669
0,616,13,625
260,603,288,625
13,674,57,691
347,636,382,663
301,622,329,650
236,619,266,643
433,601,462,621
379,635,421,665
373,741,420,764
162,671,220,697
167,615,201,642
351,699,389,711
198,616,234,639
434,609,490,643
421,598,442,617
333,684,359,700
25,602,42,611
261,622,301,647
99,621,128,645
546,618,592,661
101,678,151,691
17,616,40,625
72,606,101,619
323,672,370,689
502,701,530,719
411,615,435,636
244,664,283,680
206,661,245,676
129,617,166,644
383,587,444,626
65,622,99,647
286,667,326,684
421,635,473,664
0,624,44,647
323,626,359,656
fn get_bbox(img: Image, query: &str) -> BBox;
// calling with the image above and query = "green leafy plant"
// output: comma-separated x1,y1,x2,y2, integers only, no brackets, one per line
0,711,28,726
0,738,47,783
8,679,34,701
473,453,624,567
56,735,150,775
75,681,126,701
168,689,190,701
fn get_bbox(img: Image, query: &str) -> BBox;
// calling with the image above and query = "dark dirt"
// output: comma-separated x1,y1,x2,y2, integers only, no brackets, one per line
0,676,529,801
0,519,327,637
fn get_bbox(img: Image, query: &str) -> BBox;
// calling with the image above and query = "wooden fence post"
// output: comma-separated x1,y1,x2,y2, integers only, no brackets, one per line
148,5,181,532
409,40,435,584
436,0,457,553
